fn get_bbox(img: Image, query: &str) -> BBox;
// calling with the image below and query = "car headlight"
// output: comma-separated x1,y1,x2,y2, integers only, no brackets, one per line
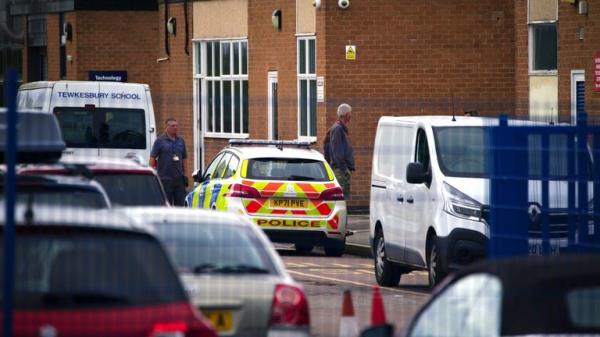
443,182,483,220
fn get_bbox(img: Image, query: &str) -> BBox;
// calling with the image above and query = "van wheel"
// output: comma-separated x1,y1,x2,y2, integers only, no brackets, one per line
324,239,345,257
295,242,314,253
427,236,444,288
374,229,402,287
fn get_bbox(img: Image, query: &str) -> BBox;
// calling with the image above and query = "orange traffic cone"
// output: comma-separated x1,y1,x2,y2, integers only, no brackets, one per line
371,285,386,326
338,289,359,337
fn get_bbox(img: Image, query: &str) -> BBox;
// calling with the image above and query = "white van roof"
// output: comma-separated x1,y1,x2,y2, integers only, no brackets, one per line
379,115,560,127
19,80,150,91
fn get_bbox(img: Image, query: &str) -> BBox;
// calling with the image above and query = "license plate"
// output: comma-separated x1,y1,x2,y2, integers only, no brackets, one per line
270,199,308,209
528,240,561,256
202,310,233,332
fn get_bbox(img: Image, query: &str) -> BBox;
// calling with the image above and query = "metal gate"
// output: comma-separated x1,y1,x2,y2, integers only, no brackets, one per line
488,113,600,257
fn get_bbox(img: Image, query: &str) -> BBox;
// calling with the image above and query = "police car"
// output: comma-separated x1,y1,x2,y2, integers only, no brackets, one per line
186,140,348,256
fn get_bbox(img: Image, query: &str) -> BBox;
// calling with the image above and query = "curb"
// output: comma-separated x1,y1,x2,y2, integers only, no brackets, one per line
344,243,372,258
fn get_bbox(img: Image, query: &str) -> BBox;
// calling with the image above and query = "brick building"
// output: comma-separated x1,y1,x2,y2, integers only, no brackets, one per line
11,0,600,207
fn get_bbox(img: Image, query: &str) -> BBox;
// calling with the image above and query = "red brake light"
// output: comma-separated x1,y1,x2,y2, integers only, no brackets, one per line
269,284,310,327
228,183,261,199
148,322,187,337
319,187,345,201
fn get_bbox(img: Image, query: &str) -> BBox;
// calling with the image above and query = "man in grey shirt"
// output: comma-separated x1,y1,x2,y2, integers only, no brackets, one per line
325,103,355,198
150,118,188,206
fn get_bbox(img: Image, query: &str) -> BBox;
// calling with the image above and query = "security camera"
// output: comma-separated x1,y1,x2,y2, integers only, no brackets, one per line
312,0,321,8
338,0,350,9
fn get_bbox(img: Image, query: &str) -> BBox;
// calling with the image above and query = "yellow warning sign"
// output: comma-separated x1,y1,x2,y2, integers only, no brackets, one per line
345,45,356,60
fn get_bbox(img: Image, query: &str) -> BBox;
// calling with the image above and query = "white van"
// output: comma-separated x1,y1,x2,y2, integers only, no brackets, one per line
370,116,590,287
17,81,156,163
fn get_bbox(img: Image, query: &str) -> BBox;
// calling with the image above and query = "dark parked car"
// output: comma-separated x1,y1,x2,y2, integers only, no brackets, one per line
361,254,600,337
19,157,169,207
0,173,111,209
0,206,217,337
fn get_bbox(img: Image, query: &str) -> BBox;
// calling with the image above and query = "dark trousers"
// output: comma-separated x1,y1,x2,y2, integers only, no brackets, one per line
161,178,187,206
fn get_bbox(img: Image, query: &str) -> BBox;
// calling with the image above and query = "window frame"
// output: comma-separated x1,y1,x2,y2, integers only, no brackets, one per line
527,0,558,75
194,38,249,139
297,35,317,141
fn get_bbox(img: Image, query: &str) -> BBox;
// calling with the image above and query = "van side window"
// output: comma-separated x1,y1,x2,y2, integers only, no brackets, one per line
416,129,430,170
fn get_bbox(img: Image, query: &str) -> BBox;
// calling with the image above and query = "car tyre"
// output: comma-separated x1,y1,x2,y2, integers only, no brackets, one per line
374,229,402,287
427,236,445,288
324,238,345,257
295,242,314,253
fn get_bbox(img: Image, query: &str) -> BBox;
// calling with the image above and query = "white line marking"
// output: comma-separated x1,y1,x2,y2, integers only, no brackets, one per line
301,262,319,267
288,270,428,297
285,263,305,268
332,263,351,268
357,269,374,274
360,264,373,268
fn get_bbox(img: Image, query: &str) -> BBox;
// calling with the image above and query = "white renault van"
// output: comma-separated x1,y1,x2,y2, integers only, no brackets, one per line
17,81,156,163
370,116,590,287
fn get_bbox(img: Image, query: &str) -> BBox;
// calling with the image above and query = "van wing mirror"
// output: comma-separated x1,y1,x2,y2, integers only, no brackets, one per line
406,162,431,185
192,169,203,183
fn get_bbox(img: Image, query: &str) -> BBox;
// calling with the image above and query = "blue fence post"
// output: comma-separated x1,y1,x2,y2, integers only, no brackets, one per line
3,69,18,337
489,115,529,257
576,112,589,251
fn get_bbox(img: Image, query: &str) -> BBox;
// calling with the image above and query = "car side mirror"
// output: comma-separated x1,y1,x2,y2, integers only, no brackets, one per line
192,169,203,183
359,324,394,337
406,162,431,185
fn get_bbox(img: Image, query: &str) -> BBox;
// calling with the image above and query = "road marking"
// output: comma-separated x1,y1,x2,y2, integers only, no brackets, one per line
332,263,351,268
285,263,305,268
301,262,319,267
357,269,374,274
360,264,373,269
288,270,428,297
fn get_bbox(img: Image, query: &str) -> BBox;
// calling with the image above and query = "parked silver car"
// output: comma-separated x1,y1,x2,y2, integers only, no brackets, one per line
118,207,311,337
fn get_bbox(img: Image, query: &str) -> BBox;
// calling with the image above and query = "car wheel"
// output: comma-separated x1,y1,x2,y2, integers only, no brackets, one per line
295,242,314,253
324,238,345,257
374,229,402,287
428,236,445,288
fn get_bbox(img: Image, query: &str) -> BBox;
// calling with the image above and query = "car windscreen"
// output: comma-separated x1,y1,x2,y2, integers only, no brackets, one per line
433,127,583,179
54,107,146,149
0,187,108,209
154,223,278,275
246,158,331,181
0,226,186,309
94,174,166,206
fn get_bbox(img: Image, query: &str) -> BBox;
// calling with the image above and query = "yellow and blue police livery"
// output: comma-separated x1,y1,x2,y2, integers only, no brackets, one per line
186,140,348,256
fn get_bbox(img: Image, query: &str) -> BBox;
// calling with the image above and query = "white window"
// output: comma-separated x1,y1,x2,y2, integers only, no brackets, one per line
194,40,249,137
528,0,557,73
297,36,316,139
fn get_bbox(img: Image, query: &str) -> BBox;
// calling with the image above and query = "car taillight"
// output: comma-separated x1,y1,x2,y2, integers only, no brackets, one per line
148,322,187,337
319,187,345,201
228,183,261,199
149,320,217,337
269,284,310,327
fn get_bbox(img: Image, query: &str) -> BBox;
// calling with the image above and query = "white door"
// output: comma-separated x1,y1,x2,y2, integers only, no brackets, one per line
268,72,278,140
571,70,585,124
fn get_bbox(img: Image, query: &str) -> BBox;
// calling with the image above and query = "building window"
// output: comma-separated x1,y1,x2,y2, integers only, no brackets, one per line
529,23,557,72
194,40,248,137
528,0,557,73
297,36,316,139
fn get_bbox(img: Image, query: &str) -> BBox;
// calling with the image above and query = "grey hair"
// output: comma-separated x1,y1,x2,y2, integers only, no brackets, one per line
337,103,352,118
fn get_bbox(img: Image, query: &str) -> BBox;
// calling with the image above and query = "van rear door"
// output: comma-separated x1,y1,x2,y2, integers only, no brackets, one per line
51,81,101,157
97,83,150,162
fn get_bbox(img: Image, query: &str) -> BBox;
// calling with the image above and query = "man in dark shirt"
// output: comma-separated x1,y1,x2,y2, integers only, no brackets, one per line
149,118,188,206
325,103,355,198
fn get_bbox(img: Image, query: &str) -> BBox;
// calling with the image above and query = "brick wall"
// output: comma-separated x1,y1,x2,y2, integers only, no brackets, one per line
155,2,195,179
318,0,516,206
514,0,529,117
69,11,158,91
46,14,60,81
558,2,600,121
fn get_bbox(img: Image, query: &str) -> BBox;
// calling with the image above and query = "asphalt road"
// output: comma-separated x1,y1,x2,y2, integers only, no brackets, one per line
277,246,431,337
